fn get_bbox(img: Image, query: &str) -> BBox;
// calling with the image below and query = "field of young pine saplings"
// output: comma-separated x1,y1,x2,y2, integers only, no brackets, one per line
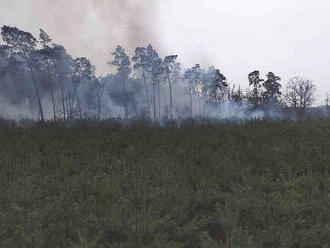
0,119,329,248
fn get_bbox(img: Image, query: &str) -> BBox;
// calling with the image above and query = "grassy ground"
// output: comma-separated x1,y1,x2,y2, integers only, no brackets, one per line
0,119,330,248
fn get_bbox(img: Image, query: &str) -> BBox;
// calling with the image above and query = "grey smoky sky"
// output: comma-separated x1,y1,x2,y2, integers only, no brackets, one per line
1,0,330,100
0,0,157,74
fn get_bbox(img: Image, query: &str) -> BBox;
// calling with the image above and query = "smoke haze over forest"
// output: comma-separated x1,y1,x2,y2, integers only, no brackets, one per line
1,0,330,121
1,0,330,97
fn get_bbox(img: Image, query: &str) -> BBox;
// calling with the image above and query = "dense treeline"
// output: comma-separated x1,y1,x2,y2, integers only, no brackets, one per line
0,119,330,247
0,26,326,121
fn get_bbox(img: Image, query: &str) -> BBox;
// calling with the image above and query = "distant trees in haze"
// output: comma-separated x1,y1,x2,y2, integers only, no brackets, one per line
210,69,228,103
132,47,151,118
1,26,44,121
145,45,163,120
0,25,322,121
184,64,201,117
110,45,131,119
247,70,264,106
263,72,282,104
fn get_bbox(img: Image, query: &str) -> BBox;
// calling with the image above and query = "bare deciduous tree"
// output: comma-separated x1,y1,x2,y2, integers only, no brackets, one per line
283,76,316,112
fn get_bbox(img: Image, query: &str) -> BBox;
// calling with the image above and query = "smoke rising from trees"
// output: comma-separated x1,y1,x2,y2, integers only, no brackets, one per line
0,25,326,122
1,0,157,75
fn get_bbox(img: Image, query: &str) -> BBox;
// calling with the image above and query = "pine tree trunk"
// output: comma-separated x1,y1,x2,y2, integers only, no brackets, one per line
65,91,69,119
189,79,193,117
167,73,174,119
56,72,66,120
46,64,56,121
198,93,201,117
122,72,128,119
55,64,66,120
24,54,44,122
50,83,56,121
67,88,72,120
142,70,150,119
152,81,156,120
29,67,44,121
133,99,138,117
158,82,161,119
98,98,101,120
77,97,83,119
60,83,66,120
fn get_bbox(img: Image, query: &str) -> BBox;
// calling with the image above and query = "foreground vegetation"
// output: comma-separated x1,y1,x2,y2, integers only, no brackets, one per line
0,119,330,248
